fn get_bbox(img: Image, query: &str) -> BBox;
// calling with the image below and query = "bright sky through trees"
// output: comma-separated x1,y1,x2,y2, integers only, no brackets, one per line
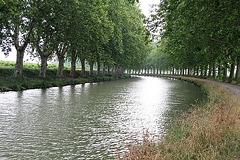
139,0,159,17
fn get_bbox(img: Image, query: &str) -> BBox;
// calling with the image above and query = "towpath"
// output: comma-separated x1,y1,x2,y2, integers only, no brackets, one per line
202,79,240,97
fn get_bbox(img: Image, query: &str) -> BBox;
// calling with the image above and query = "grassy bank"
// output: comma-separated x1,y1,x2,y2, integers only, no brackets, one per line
0,68,130,92
0,61,89,70
118,77,240,159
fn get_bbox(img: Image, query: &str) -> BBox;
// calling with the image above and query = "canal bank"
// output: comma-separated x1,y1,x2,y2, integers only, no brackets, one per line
0,68,130,92
120,76,240,160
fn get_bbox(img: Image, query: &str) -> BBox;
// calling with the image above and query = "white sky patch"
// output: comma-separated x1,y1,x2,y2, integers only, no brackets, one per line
139,0,159,17
0,48,17,62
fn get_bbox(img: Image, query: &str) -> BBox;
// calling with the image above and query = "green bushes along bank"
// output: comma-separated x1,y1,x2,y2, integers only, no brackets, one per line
0,68,130,92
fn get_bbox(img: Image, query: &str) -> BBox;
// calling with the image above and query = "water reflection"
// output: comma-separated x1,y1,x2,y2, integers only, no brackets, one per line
0,76,204,159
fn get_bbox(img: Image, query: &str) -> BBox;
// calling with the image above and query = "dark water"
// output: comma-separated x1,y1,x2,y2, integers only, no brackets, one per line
0,76,204,159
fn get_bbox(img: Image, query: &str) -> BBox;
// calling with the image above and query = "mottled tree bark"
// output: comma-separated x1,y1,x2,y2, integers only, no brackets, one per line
39,54,49,78
223,61,228,79
89,61,94,77
229,60,235,79
213,61,216,78
208,64,212,77
70,50,77,78
80,56,86,77
102,63,106,76
57,55,65,78
204,65,208,76
34,34,52,78
200,65,204,76
217,64,221,76
97,62,101,76
115,66,118,75
14,22,34,78
56,44,67,78
196,66,199,76
235,56,240,79
14,49,24,78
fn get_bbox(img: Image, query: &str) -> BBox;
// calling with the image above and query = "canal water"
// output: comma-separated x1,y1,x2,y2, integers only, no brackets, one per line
0,76,204,159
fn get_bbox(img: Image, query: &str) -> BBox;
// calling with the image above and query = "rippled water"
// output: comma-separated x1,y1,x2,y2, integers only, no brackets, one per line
0,76,204,159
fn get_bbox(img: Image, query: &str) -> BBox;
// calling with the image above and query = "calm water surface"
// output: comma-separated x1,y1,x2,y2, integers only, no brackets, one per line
0,76,204,159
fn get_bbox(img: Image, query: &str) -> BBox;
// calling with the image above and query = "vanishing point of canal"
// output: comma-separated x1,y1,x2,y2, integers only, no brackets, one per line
0,76,204,159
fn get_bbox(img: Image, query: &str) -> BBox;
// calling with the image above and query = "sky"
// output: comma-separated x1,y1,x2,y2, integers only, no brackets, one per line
0,0,160,62
139,0,159,17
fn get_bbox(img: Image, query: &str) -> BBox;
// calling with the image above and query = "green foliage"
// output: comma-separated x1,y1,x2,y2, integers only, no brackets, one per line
0,68,130,91
1,0,148,78
146,0,240,79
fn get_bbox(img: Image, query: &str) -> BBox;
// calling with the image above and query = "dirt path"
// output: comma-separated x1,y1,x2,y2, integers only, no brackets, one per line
202,79,240,97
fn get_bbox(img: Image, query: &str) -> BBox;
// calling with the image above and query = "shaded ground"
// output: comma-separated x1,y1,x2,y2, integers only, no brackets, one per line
202,79,240,97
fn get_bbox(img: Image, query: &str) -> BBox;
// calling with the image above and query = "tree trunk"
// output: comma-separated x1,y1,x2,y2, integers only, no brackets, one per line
204,65,208,77
56,55,65,78
217,64,221,76
97,62,101,76
107,67,110,75
196,66,199,76
14,49,24,78
229,59,235,79
80,57,86,77
223,61,228,79
36,43,52,78
235,56,240,79
39,55,48,78
102,63,106,76
56,43,67,78
213,61,216,78
70,51,77,78
208,64,212,77
200,65,204,76
111,68,115,75
89,61,94,77
13,22,34,78
115,66,118,75
121,67,124,74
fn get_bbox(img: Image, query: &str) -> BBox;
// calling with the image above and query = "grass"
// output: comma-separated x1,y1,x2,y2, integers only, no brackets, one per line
117,77,240,160
0,68,130,91
0,61,90,70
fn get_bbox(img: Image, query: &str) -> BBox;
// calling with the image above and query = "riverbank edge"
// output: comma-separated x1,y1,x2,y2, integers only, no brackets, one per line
133,74,240,86
0,68,131,92
119,75,240,159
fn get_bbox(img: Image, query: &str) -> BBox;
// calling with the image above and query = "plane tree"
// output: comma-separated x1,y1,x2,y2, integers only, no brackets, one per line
1,0,38,78
147,0,239,79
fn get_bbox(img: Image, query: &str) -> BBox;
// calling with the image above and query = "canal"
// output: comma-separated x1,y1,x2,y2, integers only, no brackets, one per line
0,76,204,159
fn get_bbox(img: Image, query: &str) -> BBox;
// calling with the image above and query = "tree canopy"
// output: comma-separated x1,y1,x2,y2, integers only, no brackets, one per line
145,0,240,80
1,0,148,78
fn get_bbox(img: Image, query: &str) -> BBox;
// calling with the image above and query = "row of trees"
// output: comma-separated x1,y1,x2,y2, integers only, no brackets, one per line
1,0,149,78
144,0,239,80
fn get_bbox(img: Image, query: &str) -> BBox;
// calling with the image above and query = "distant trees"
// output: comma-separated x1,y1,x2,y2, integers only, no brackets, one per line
1,0,148,78
145,0,240,80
